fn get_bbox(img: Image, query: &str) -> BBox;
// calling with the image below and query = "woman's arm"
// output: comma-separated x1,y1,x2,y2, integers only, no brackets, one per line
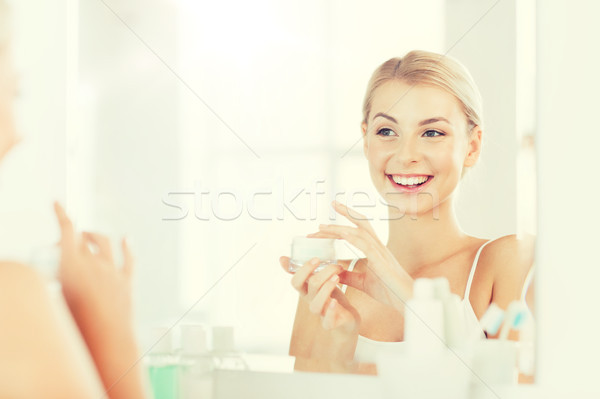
289,294,322,358
54,203,148,399
281,256,360,362
478,234,536,383
289,290,360,361
475,234,535,316
0,262,105,399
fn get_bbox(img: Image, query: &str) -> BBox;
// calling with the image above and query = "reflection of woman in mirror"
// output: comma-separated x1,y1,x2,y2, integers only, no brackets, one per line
0,3,147,397
280,50,535,364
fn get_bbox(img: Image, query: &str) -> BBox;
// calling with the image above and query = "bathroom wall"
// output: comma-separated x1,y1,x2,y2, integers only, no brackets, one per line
445,0,520,239
76,0,183,337
0,0,68,265
536,0,600,392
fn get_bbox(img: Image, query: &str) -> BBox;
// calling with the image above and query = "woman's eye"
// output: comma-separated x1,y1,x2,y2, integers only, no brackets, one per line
376,128,396,137
423,129,444,138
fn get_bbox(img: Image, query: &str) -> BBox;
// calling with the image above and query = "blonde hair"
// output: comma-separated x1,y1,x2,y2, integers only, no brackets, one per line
362,50,483,133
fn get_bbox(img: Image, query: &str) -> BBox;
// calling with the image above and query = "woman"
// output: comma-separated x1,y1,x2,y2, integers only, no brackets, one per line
0,3,147,398
280,50,534,363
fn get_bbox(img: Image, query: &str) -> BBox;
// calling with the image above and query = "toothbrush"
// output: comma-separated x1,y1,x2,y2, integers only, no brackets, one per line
480,303,505,336
499,301,528,340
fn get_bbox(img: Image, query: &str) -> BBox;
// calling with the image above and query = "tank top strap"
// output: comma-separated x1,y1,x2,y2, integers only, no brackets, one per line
463,238,495,300
340,258,360,294
521,264,535,301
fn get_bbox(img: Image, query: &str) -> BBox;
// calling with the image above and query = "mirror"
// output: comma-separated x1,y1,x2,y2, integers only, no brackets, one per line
71,0,535,387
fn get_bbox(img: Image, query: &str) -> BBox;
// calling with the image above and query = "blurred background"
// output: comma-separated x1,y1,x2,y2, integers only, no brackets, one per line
0,0,535,354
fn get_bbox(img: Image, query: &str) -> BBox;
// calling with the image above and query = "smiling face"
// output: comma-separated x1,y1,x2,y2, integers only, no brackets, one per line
362,80,482,218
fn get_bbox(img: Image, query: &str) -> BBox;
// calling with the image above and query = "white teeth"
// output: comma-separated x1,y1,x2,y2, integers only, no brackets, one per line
391,175,429,186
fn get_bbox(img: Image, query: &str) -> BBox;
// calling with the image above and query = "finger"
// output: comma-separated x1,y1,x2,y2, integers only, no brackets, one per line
82,232,115,264
338,270,365,292
321,298,342,330
290,257,322,293
326,292,362,330
322,298,359,331
53,201,75,251
306,231,340,239
306,264,343,299
318,224,359,237
79,236,94,257
319,224,382,260
332,200,378,239
308,274,339,316
321,298,339,330
122,238,134,279
279,256,292,273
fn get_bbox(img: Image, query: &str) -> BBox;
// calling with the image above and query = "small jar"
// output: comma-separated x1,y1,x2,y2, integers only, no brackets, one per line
289,236,337,273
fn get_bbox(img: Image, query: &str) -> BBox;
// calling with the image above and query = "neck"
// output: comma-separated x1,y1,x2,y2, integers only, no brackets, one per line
385,197,466,274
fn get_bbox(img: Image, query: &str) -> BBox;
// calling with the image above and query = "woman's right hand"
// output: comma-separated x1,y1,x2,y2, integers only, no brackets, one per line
308,201,414,310
280,256,360,335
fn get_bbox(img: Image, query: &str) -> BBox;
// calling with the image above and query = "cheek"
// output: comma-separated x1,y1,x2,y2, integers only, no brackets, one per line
365,140,391,168
428,142,465,172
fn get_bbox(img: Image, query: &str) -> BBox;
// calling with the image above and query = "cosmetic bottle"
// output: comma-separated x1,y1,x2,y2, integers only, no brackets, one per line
289,236,336,273
211,326,247,370
404,278,445,355
147,327,179,399
380,278,470,399
178,324,213,399
433,277,466,349
470,302,520,397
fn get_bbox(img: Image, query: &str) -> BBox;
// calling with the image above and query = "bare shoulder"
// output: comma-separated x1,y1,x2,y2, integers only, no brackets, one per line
0,261,46,301
478,234,535,273
0,262,105,398
0,261,42,283
477,234,535,306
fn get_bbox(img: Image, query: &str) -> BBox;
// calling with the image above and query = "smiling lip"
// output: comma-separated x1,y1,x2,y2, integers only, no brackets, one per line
386,174,434,193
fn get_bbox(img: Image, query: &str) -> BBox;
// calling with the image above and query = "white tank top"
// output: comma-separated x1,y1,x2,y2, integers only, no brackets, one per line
341,239,494,363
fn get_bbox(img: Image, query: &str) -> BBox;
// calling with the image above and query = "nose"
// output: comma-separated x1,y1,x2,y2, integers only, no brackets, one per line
392,135,422,166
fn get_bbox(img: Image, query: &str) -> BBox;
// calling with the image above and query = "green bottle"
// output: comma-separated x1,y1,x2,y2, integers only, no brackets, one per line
147,327,179,399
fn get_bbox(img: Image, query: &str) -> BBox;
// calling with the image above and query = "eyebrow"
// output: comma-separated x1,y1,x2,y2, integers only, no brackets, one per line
418,117,452,126
372,112,452,126
372,112,398,124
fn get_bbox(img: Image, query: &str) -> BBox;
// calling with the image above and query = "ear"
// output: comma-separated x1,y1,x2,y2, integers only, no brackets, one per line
463,125,482,167
361,122,368,157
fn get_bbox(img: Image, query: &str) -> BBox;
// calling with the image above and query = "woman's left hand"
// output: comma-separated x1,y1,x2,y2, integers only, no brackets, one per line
54,202,134,328
308,201,413,310
54,202,146,399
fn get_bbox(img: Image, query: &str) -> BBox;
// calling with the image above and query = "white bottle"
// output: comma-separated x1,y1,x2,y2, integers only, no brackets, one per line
433,277,466,349
211,326,247,370
178,324,213,399
404,278,445,355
